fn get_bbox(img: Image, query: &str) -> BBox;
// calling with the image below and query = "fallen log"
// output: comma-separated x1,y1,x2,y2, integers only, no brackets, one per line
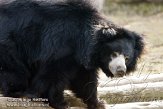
98,73,163,87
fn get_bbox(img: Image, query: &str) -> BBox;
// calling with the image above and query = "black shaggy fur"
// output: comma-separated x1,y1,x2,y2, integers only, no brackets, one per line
0,0,144,109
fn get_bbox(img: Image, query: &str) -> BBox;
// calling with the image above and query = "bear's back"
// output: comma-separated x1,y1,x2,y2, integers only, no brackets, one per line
0,0,99,65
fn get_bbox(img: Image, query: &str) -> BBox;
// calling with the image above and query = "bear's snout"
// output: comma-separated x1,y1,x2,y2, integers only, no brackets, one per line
117,65,126,73
109,53,127,77
115,66,127,77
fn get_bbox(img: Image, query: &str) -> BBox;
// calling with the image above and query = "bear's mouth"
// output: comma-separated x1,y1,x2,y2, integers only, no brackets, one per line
109,52,127,77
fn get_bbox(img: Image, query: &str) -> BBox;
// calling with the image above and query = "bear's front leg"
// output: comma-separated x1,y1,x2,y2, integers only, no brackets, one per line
70,68,105,109
47,83,69,109
29,72,69,109
0,72,28,97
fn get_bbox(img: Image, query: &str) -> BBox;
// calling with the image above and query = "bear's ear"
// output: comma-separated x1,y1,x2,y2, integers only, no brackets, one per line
127,31,145,72
101,27,117,36
118,28,145,58
95,24,117,41
134,32,145,58
123,29,145,58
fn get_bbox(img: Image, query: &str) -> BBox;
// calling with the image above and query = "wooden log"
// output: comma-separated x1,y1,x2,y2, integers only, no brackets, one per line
98,73,163,87
98,81,163,104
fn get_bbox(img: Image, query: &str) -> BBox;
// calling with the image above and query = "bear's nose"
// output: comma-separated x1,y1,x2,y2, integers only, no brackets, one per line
116,66,126,77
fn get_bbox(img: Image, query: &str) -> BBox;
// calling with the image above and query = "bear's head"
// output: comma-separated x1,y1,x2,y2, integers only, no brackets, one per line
91,25,144,77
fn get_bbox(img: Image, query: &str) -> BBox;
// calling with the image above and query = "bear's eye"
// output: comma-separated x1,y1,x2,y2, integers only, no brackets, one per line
111,52,118,58
125,56,129,62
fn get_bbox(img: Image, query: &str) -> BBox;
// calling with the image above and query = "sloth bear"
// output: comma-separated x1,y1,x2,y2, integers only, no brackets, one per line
0,0,144,109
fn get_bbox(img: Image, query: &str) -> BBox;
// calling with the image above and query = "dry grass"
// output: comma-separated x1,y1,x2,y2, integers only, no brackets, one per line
104,0,163,16
100,90,163,104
